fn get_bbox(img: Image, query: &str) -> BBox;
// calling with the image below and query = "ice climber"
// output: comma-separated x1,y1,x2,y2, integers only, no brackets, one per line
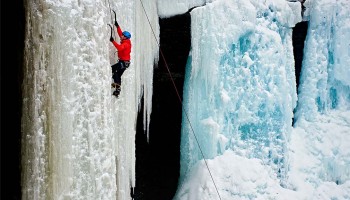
109,17,132,97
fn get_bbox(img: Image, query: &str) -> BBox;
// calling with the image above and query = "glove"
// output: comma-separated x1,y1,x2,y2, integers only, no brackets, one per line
110,36,114,42
114,20,119,27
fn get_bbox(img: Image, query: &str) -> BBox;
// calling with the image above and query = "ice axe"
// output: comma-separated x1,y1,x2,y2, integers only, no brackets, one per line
107,24,113,38
107,24,117,55
112,10,117,22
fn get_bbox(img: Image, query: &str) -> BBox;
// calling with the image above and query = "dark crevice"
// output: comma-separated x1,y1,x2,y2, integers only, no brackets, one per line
135,12,191,200
292,21,308,125
292,21,308,89
1,0,25,199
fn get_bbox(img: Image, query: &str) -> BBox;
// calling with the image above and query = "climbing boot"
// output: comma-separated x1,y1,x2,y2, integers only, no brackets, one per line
111,83,121,88
113,90,120,97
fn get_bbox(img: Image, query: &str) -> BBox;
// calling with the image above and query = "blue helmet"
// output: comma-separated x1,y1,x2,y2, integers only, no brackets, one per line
123,31,131,39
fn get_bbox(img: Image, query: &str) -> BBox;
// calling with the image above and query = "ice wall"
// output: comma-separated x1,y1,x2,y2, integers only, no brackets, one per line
289,0,350,197
177,0,300,194
295,0,350,120
21,0,158,199
157,0,208,18
174,0,350,199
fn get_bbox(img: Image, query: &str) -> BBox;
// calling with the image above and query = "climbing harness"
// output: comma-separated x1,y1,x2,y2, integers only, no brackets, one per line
138,0,222,199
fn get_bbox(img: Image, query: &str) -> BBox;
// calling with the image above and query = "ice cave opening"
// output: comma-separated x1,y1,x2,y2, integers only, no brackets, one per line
135,11,191,200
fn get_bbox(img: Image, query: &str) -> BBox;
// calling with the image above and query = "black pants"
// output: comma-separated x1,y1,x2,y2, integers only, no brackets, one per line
111,60,130,85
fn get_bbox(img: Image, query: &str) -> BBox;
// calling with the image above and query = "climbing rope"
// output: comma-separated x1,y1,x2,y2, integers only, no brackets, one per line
138,1,222,200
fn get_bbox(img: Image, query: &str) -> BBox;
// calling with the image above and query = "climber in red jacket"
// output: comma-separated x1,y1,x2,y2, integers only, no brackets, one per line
110,18,132,97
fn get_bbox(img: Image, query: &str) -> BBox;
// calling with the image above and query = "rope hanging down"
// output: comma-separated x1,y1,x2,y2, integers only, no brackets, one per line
138,1,222,200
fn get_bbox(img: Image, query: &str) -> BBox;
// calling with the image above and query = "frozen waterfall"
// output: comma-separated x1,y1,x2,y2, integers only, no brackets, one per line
19,0,350,199
21,0,158,199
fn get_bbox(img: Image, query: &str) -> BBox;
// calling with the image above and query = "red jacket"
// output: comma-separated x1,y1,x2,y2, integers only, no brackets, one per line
112,26,132,61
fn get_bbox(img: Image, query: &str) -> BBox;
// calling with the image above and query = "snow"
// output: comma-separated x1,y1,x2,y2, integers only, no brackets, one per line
175,150,303,200
157,0,209,18
288,111,350,200
20,0,350,199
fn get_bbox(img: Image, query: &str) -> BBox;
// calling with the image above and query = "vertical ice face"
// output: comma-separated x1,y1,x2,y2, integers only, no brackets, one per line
179,0,300,186
295,0,350,121
21,1,116,199
21,0,159,199
289,0,350,194
113,1,159,199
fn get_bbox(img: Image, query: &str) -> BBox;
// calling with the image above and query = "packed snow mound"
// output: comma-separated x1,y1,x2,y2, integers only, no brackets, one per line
289,111,350,200
174,150,302,200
